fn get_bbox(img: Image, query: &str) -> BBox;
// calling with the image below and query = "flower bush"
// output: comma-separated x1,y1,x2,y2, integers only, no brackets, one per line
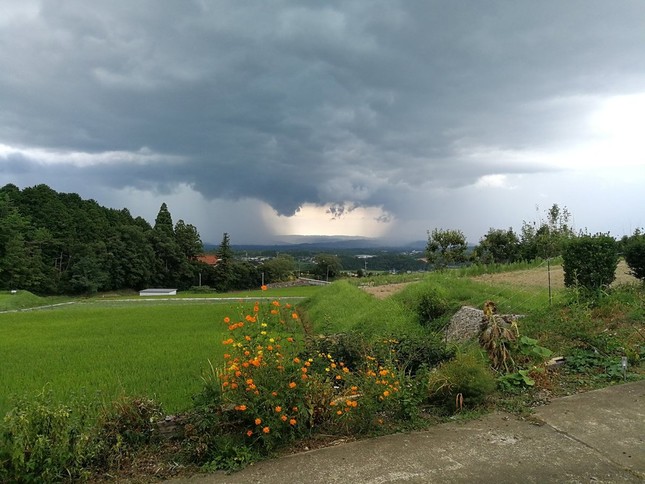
194,290,432,468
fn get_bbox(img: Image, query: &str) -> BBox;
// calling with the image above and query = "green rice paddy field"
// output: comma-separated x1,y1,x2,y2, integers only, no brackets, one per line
0,289,316,417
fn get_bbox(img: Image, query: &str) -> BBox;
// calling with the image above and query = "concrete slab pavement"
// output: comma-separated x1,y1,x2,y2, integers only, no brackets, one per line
168,380,644,483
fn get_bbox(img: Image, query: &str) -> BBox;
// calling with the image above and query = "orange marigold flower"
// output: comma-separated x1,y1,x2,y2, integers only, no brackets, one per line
235,370,242,377
293,357,300,363
223,353,231,359
301,374,308,380
244,350,250,356
281,415,288,421
222,381,229,387
270,309,278,315
287,337,294,343
255,418,262,425
351,386,358,392
336,410,343,415
383,390,390,397
245,335,252,341
335,375,342,380
285,303,292,309
246,430,253,437
230,383,238,389
253,305,259,313
272,391,278,397
224,316,231,323
291,313,299,319
275,406,282,413
289,382,297,389
343,367,349,373
242,362,249,368
272,300,280,307
237,405,247,411
292,406,298,412
267,345,274,351
330,401,337,406
262,426,270,434
246,378,253,385
261,285,268,291
289,418,297,426
301,367,307,373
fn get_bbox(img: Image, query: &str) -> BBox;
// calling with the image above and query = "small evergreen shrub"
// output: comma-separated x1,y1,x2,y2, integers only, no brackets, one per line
562,234,619,292
624,234,645,282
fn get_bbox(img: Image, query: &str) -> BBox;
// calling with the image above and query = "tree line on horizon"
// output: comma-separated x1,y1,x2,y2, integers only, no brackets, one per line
0,184,212,294
1,185,643,295
0,184,345,294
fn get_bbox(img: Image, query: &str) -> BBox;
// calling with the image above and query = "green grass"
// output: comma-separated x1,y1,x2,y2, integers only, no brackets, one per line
0,300,261,416
0,290,70,312
299,281,421,338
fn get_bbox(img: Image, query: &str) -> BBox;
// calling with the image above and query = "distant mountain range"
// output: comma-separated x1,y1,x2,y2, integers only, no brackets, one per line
205,235,428,252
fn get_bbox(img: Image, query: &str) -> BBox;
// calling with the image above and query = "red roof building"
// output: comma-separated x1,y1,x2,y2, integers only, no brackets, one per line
196,254,219,266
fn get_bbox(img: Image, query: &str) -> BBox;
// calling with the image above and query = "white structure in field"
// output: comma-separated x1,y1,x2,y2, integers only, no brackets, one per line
139,288,177,296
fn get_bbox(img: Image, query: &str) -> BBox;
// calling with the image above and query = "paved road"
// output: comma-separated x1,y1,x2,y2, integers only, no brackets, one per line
168,380,644,483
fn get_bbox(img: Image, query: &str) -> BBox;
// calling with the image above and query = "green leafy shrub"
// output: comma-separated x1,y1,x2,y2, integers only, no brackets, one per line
393,283,451,331
0,391,96,483
562,234,619,292
392,333,455,375
624,233,645,282
427,348,496,413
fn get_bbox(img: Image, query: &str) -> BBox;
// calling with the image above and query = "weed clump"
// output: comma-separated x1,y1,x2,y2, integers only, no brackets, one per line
426,348,496,413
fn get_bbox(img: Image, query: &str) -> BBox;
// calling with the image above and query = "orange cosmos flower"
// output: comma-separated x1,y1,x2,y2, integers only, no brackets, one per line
289,418,297,426
262,426,270,434
289,382,297,389
275,406,282,413
281,415,288,422
255,418,262,425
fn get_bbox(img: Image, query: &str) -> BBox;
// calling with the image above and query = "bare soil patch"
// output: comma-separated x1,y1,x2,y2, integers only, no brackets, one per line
471,260,638,288
360,282,414,299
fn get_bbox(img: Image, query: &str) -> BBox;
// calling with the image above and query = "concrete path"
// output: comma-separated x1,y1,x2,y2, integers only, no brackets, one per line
169,381,644,483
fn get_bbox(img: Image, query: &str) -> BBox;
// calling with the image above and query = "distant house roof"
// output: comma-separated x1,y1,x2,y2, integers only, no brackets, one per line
196,254,219,266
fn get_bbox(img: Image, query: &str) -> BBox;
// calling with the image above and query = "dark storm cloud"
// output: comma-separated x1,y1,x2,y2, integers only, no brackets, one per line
1,0,645,220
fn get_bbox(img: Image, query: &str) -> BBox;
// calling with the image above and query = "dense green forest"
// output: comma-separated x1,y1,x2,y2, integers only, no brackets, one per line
0,184,237,294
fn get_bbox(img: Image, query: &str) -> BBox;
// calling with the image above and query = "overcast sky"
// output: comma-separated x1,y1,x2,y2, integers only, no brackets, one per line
1,1,644,245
